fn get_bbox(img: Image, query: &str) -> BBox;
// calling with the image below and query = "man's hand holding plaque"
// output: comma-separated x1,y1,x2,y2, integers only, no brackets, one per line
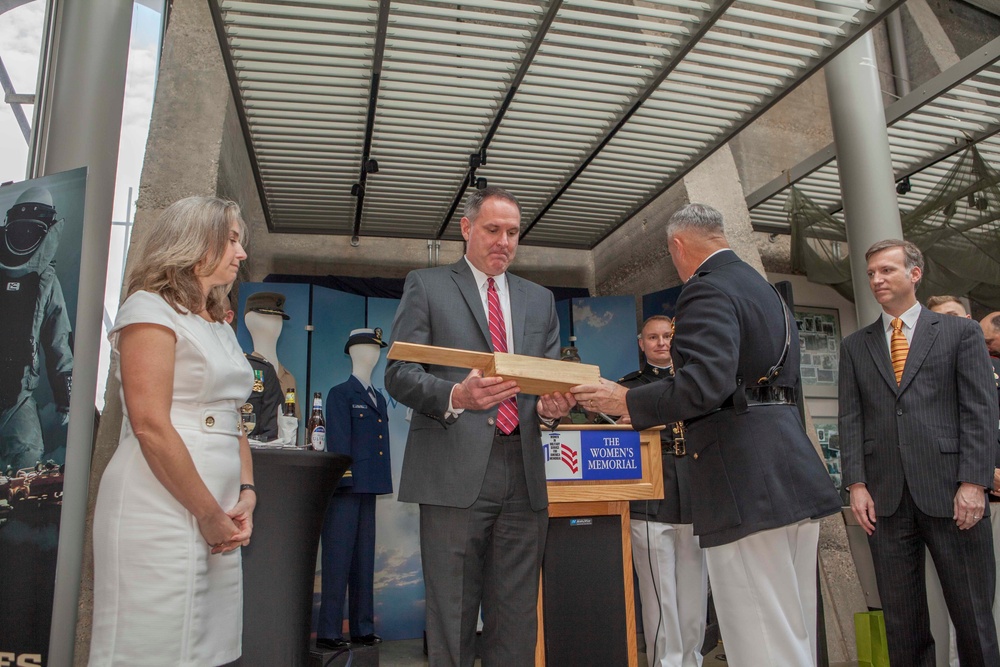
570,378,630,418
451,369,519,411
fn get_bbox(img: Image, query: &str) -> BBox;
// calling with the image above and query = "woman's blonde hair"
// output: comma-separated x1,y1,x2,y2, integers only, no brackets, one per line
125,196,247,322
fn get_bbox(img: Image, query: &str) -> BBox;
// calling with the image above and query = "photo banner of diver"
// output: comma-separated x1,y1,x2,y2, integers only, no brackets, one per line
0,167,88,665
543,429,642,481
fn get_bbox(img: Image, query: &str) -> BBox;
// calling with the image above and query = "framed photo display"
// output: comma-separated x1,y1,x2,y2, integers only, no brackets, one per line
794,306,841,398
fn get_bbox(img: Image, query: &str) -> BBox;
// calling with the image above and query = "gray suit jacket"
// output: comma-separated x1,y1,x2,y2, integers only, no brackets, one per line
839,307,999,517
385,259,561,511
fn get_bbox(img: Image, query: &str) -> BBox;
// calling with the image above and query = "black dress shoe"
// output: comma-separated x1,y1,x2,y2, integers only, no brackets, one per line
350,634,383,646
316,637,350,650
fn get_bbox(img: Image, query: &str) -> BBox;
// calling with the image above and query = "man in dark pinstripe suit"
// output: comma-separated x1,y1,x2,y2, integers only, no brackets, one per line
840,239,1000,667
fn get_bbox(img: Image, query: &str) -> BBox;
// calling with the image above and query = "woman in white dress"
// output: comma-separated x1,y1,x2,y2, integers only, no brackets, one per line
90,196,256,666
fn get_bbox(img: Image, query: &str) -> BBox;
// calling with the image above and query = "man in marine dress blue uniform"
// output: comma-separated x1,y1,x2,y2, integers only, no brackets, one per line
317,328,393,649
618,315,707,667
573,203,842,667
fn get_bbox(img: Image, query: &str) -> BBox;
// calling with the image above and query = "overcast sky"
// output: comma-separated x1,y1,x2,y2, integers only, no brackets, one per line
0,1,162,222
1,0,164,408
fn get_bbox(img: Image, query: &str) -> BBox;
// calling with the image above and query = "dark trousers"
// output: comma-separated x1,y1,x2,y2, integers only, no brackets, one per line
419,433,548,667
869,483,1000,667
318,492,377,639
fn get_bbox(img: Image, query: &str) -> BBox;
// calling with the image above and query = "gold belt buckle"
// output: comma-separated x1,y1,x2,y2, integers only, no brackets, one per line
671,422,686,456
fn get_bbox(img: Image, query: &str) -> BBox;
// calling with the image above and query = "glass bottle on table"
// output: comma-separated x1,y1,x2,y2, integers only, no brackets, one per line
282,387,296,417
306,392,326,451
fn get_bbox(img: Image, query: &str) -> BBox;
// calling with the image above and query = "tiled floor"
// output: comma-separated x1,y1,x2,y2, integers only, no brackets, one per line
312,638,732,666
312,638,860,666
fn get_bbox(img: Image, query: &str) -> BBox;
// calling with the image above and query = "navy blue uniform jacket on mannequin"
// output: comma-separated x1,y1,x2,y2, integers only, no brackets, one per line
318,376,392,641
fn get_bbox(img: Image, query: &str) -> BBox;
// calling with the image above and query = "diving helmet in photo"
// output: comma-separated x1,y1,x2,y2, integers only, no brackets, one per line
1,186,62,269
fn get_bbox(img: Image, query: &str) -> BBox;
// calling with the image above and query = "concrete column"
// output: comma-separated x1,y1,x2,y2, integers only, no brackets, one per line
74,0,230,662
32,2,134,666
824,32,902,326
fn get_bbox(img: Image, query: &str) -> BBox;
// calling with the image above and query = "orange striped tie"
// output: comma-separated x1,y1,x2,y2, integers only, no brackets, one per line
890,318,908,385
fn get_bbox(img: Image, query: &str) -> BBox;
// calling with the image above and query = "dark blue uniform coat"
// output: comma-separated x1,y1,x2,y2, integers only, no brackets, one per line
318,375,393,640
620,364,693,525
626,249,841,547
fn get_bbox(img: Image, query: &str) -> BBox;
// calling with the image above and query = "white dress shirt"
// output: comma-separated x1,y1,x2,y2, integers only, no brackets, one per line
447,257,515,416
464,256,514,354
881,300,922,349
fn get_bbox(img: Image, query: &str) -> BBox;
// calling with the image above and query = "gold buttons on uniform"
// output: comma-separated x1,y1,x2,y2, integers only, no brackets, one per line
692,452,698,460
205,416,215,428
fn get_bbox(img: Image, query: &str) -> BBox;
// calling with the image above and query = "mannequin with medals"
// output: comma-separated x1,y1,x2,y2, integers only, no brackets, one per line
243,292,296,440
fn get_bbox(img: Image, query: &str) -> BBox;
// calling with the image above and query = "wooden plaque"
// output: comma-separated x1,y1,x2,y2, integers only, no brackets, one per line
387,342,600,395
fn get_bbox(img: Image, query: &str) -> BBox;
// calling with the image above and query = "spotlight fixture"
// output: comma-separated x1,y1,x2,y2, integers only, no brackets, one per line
350,235,360,247
351,183,364,197
895,176,911,195
365,158,379,174
476,177,488,190
468,153,482,168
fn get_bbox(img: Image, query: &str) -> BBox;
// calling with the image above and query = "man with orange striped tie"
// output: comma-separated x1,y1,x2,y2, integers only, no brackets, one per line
840,239,1000,667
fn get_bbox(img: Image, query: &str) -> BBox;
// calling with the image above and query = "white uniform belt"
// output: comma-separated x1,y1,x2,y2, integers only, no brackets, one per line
170,402,241,435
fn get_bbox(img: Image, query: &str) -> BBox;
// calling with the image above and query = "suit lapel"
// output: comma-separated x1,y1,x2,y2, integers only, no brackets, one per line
451,260,491,348
898,308,939,394
509,274,527,354
863,317,898,392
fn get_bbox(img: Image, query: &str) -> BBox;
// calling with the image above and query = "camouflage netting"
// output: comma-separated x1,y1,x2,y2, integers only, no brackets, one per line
786,145,1000,309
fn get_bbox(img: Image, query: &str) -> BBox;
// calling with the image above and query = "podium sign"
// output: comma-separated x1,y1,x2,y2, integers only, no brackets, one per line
543,429,642,481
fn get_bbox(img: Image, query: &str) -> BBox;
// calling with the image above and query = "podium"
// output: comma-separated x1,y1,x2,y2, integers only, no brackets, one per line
535,425,664,667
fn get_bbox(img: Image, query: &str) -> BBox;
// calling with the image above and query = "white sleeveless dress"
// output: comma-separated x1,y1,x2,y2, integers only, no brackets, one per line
90,291,253,666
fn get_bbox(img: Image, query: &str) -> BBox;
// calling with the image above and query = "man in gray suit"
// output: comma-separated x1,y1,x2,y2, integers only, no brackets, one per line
385,186,574,667
840,239,1000,667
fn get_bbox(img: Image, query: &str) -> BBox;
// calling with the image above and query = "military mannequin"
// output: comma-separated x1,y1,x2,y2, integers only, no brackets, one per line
619,315,706,667
244,292,297,419
317,328,393,650
0,187,74,471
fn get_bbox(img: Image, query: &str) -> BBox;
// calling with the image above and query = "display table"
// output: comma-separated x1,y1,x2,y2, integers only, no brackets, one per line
235,448,351,667
536,425,663,667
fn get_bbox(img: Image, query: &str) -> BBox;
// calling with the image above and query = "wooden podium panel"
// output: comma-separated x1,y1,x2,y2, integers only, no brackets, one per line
535,426,664,667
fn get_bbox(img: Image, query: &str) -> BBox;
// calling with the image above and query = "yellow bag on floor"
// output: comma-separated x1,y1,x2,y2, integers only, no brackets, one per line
855,610,890,667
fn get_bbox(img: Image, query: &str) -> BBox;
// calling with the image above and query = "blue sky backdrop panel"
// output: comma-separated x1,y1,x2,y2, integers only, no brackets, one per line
572,295,638,381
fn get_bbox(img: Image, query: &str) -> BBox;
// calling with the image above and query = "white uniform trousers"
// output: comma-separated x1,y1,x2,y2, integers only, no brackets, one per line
630,520,707,667
704,518,821,667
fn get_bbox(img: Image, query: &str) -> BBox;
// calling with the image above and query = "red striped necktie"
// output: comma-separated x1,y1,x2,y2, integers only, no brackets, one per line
890,317,908,385
488,277,518,434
